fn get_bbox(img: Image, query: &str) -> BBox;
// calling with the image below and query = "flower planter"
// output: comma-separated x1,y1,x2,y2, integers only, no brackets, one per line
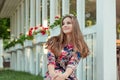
34,33,48,44
24,40,33,48
8,47,11,52
50,26,60,37
5,49,9,53
10,46,16,52
15,44,23,50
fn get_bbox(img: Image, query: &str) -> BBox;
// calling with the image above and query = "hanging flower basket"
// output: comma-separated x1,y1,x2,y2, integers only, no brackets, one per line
50,25,60,37
34,33,48,44
24,40,33,48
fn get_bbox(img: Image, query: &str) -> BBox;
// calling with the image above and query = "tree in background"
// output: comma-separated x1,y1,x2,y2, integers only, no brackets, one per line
0,18,10,48
0,18,10,39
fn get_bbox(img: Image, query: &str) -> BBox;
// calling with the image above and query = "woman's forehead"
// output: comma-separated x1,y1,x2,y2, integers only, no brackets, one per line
63,17,72,22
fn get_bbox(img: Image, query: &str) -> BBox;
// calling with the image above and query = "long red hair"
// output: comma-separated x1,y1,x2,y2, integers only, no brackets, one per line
46,15,89,58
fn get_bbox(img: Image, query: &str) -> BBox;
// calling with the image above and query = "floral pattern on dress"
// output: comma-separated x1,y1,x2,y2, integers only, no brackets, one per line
44,44,81,80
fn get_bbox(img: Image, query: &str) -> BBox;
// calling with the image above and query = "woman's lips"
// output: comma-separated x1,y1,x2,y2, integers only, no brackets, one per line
63,28,70,30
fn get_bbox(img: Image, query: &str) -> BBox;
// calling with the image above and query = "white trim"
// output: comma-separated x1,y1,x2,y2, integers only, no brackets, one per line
62,0,70,16
96,0,117,80
36,0,41,25
50,0,56,24
25,0,30,33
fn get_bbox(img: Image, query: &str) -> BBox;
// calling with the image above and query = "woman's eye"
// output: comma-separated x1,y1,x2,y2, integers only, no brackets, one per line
62,22,71,25
67,22,71,24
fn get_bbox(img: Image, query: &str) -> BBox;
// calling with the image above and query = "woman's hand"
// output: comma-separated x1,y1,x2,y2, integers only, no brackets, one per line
49,72,58,80
54,73,68,80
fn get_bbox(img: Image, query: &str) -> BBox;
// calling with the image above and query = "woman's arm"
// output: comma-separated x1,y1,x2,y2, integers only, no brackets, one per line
54,52,81,80
48,64,58,79
64,51,81,78
47,50,58,78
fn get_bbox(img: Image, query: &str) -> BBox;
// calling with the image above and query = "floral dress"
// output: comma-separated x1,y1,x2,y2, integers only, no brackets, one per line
44,44,81,80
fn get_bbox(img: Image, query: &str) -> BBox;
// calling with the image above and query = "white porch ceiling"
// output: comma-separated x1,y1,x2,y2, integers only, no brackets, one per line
0,0,21,18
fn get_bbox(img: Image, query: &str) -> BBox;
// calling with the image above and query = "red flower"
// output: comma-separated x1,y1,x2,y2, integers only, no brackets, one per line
30,27,33,31
40,31,46,35
34,26,38,30
40,27,46,31
28,31,32,36
55,16,60,19
45,27,48,29
28,27,34,36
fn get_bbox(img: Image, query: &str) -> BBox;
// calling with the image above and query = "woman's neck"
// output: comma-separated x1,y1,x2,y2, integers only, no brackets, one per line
66,34,72,44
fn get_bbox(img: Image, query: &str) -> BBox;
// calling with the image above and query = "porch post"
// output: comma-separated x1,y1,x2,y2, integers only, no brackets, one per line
16,7,20,71
24,0,30,72
50,0,57,24
76,0,84,79
29,0,35,74
0,39,3,68
25,0,30,33
35,0,41,75
16,50,22,71
20,1,25,72
62,0,70,16
96,0,117,80
17,7,20,37
42,0,48,76
12,52,17,70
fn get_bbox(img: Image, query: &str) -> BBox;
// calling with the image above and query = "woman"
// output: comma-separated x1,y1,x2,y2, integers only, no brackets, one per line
44,14,89,80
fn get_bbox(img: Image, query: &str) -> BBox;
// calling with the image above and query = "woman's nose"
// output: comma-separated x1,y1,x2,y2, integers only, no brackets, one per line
63,24,67,27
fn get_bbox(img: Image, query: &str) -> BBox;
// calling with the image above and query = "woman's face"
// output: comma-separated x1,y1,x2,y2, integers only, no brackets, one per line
62,17,73,35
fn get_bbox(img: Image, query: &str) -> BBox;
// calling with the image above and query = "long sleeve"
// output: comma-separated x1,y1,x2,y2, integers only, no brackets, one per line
66,51,81,70
47,50,56,67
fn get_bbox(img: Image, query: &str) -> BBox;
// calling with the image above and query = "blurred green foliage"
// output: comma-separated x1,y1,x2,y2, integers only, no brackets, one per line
0,69,43,80
0,18,10,39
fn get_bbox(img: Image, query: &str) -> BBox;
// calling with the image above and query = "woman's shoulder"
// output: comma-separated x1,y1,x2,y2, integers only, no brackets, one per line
47,36,59,43
45,36,60,48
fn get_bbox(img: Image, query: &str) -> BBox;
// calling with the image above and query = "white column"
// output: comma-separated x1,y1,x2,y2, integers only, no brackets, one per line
42,0,47,21
35,0,41,75
0,39,3,68
29,0,36,74
17,7,20,37
12,53,14,70
36,0,41,25
50,0,56,24
21,1,25,34
41,45,47,77
30,0,36,27
62,0,70,16
11,53,14,70
19,5,22,35
35,45,40,75
25,0,30,33
77,0,85,31
21,50,25,71
13,14,15,38
96,0,116,80
24,48,30,72
16,50,22,71
15,12,17,37
24,0,30,72
42,0,48,76
12,52,17,70
76,0,84,79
